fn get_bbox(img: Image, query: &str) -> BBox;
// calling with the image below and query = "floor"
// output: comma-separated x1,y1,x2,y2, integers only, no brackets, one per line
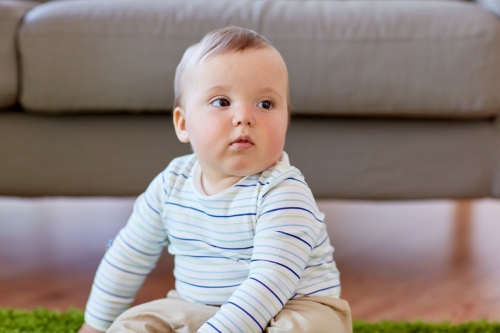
1,197,499,323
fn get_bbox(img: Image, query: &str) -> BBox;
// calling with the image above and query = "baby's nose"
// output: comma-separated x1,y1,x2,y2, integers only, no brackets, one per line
232,106,254,126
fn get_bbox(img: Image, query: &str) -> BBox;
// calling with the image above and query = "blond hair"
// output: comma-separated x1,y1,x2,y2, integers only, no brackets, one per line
173,26,289,112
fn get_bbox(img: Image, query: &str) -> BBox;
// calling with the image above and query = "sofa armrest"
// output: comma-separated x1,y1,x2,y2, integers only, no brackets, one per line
0,0,38,109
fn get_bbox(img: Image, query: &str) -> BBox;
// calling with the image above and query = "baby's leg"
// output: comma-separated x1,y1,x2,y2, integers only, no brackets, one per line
107,290,219,333
266,296,352,333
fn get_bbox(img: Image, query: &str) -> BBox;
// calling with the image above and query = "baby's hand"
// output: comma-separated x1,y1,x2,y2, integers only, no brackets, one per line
77,323,105,333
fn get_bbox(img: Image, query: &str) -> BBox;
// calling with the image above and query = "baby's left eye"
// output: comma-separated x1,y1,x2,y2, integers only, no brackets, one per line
211,98,230,107
257,100,274,109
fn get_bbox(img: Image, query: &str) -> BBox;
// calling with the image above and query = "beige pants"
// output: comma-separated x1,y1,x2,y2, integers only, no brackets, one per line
107,290,352,333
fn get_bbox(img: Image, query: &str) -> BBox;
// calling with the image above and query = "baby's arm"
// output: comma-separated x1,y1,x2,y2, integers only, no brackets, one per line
81,173,168,332
198,174,325,332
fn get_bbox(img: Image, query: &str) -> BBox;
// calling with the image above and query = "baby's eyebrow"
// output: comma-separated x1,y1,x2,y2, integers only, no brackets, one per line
259,87,282,97
205,85,230,93
204,85,284,99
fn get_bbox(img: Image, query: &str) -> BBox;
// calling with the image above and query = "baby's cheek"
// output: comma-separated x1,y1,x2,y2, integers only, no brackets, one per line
270,122,287,146
258,138,285,172
190,121,220,147
196,126,225,160
195,137,219,157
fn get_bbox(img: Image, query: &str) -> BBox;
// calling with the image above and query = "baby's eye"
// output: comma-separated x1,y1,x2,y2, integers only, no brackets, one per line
211,98,230,107
257,100,274,110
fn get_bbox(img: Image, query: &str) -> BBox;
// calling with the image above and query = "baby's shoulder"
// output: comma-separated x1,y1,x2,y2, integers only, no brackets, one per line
258,152,309,194
263,151,304,179
161,154,197,180
147,154,196,193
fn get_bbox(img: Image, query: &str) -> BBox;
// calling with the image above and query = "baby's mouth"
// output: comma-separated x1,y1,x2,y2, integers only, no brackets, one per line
230,136,254,150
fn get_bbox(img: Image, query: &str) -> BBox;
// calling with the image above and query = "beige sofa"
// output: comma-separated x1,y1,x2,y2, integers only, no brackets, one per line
1,0,500,199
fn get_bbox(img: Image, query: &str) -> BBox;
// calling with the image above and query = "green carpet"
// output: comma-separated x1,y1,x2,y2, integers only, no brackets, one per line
1,308,499,333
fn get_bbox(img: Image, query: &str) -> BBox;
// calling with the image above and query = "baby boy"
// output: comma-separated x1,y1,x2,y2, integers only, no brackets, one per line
78,26,351,333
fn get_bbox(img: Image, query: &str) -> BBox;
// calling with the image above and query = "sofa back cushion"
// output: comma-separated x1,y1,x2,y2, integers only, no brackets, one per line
18,0,500,118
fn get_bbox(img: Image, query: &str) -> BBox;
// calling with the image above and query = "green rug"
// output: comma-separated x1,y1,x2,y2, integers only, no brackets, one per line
1,308,499,333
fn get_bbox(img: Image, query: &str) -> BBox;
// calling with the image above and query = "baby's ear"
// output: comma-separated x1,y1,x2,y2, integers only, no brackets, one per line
173,107,190,143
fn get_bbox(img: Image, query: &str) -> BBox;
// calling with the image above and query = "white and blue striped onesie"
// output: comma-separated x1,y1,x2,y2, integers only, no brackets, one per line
84,152,340,332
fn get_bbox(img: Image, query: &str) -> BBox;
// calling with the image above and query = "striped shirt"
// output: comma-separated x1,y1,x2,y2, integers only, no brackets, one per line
84,152,340,332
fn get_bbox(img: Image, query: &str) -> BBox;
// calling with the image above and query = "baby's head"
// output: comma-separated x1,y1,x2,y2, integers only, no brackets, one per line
173,26,290,113
173,26,290,182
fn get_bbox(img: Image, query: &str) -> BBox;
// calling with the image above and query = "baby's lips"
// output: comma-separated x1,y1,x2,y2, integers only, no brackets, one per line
232,135,253,145
230,136,254,150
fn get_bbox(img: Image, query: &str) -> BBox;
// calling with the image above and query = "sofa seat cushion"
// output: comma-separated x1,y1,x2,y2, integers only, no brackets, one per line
0,0,38,109
0,112,496,198
19,0,500,117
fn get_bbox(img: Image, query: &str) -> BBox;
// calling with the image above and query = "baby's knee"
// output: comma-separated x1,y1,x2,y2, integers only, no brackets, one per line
107,297,219,333
267,297,352,333
107,299,176,333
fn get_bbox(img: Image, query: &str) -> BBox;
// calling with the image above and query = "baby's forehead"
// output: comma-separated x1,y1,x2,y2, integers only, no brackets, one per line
203,44,276,58
178,45,289,104
192,46,287,73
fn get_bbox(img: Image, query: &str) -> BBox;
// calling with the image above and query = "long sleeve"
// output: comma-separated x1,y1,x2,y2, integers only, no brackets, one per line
198,168,338,333
84,173,168,331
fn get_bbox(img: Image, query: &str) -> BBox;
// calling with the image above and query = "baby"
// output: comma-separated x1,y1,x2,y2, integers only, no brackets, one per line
78,26,352,333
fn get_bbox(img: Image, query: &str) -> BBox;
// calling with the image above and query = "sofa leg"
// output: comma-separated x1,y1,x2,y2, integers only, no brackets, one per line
452,200,473,266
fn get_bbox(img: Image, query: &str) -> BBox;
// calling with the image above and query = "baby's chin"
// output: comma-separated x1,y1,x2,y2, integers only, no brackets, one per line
227,158,280,177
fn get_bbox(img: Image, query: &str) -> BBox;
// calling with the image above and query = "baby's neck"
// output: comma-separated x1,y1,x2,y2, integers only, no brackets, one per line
201,172,244,196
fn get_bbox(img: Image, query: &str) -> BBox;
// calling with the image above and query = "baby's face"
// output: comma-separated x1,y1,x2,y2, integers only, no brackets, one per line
174,47,289,180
